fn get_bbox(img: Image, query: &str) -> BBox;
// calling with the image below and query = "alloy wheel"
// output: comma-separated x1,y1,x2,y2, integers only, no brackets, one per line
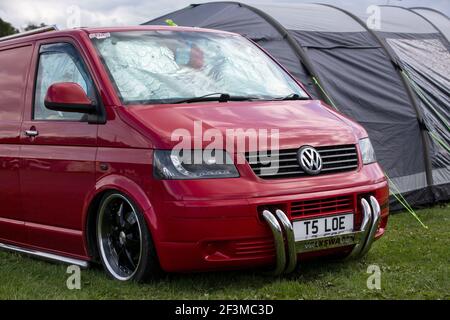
97,194,143,281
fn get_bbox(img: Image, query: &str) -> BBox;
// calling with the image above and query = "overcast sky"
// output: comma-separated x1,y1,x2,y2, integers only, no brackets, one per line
1,0,448,30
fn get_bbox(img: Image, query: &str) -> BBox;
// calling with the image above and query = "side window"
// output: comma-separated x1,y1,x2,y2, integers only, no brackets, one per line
34,43,95,121
0,45,33,121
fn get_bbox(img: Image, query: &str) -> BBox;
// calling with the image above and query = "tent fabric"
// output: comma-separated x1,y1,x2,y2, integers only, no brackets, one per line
256,38,314,94
411,8,450,42
145,3,450,209
386,37,450,200
348,5,438,34
348,5,450,204
255,4,365,32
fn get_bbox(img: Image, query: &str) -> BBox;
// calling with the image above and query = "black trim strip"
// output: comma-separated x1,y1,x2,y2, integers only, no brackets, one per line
44,101,96,114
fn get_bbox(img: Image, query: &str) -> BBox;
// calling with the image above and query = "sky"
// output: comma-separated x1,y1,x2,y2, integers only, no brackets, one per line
0,0,448,30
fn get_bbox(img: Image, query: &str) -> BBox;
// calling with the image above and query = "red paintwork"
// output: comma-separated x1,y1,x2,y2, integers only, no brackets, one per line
123,100,365,151
0,44,33,244
0,26,389,272
45,82,92,106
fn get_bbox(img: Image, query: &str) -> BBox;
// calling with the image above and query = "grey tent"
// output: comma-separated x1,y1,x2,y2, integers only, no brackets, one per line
411,7,450,42
145,2,450,209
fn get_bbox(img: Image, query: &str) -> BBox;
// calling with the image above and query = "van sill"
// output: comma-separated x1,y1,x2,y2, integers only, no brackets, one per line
0,242,89,268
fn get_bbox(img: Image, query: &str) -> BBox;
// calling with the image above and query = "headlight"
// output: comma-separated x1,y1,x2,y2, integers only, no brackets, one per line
153,150,239,180
359,138,376,164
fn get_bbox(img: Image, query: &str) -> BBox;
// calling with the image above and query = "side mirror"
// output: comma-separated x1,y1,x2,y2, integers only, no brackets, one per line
44,82,95,114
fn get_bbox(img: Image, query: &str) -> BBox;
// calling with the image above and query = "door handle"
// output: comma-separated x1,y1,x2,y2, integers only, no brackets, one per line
25,129,39,137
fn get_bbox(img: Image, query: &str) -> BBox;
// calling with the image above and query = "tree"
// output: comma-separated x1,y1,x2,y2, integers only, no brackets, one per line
0,18,18,37
24,23,47,31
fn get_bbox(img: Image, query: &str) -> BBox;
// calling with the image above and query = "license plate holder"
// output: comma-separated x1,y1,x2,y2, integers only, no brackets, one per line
293,213,354,241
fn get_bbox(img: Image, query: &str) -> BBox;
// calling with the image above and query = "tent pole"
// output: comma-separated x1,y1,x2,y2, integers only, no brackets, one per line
236,2,338,109
405,7,450,47
409,7,450,20
317,3,435,191
142,4,196,25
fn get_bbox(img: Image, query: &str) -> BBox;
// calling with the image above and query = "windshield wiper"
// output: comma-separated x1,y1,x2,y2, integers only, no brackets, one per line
172,92,309,104
274,93,310,101
173,93,259,104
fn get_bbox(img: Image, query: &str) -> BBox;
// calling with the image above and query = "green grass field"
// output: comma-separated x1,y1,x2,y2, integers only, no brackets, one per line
0,204,448,300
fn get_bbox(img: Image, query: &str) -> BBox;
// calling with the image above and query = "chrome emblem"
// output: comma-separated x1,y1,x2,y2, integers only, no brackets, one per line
298,146,322,175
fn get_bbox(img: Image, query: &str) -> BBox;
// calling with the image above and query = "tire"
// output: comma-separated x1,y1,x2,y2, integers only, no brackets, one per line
96,191,161,282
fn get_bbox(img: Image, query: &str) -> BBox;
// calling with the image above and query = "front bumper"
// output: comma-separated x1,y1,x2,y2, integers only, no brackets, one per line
152,179,389,273
262,196,381,275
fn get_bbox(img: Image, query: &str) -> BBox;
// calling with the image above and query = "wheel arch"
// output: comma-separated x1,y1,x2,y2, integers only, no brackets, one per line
82,174,156,260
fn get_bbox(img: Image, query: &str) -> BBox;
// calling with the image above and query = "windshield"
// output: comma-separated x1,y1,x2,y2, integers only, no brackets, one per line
90,30,309,104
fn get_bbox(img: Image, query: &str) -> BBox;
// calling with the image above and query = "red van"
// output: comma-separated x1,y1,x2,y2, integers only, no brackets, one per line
0,25,389,281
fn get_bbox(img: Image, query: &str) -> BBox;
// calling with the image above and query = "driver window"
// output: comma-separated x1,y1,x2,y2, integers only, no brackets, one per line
34,43,93,121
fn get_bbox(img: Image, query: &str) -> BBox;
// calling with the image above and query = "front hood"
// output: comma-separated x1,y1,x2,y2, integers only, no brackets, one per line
121,100,365,150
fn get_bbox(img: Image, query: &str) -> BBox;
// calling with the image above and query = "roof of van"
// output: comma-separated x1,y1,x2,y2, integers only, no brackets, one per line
0,25,237,47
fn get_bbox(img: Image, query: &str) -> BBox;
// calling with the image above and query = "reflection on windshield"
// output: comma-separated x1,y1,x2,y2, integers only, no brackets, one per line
92,31,308,104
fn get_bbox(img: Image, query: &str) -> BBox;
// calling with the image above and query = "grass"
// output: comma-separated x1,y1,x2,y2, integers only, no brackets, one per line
0,204,448,300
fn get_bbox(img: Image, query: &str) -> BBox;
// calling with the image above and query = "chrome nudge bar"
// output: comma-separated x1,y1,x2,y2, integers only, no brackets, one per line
262,196,381,275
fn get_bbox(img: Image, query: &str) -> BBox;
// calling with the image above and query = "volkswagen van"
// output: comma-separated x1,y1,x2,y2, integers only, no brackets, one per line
0,26,389,281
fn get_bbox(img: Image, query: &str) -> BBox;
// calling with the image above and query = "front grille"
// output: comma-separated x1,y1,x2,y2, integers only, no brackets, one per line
245,144,358,179
290,195,354,218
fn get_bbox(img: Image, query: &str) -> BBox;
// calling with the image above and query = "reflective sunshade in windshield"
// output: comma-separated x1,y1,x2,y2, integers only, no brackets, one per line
90,31,308,104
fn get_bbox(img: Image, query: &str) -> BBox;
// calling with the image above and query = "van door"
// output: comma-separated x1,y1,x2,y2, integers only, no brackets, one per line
20,40,98,257
0,44,33,244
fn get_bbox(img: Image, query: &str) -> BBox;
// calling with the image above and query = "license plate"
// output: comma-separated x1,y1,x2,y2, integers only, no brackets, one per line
293,213,354,241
